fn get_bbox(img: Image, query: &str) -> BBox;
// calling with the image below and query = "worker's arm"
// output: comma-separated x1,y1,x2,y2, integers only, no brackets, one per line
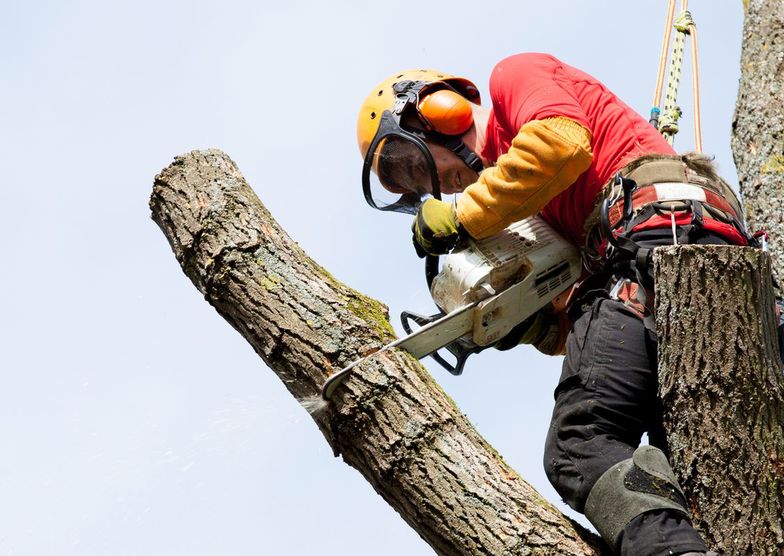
456,116,593,239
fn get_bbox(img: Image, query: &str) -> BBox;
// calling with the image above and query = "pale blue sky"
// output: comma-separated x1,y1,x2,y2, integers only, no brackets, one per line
1,1,744,554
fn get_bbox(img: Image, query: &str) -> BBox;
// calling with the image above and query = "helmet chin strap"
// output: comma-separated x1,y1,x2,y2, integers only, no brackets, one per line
442,136,484,173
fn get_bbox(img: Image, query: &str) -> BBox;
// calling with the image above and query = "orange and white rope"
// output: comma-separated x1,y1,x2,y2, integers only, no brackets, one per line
650,0,703,153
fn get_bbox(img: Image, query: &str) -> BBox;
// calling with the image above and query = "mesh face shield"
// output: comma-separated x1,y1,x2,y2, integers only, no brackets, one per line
362,111,442,215
376,136,433,195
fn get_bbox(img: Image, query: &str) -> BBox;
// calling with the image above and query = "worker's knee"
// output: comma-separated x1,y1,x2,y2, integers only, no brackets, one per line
542,441,586,510
542,441,559,492
542,425,607,512
544,417,642,512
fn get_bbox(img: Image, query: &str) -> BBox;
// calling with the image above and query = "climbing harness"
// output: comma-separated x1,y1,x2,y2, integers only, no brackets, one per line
589,158,758,334
650,0,702,151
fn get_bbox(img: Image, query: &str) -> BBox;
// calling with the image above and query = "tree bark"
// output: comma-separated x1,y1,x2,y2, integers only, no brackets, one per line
733,0,784,282
655,245,784,554
150,149,607,556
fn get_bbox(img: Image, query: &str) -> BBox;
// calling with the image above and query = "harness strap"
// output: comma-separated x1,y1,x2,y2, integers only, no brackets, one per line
615,156,744,216
611,279,650,317
605,181,752,253
581,157,763,330
596,174,751,333
607,182,739,230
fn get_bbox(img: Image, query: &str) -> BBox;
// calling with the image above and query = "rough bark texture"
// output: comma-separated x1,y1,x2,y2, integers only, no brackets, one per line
150,149,607,556
655,245,784,554
733,0,784,282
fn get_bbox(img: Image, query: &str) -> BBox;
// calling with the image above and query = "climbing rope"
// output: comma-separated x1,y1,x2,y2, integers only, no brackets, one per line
689,20,702,152
650,0,703,152
650,0,677,129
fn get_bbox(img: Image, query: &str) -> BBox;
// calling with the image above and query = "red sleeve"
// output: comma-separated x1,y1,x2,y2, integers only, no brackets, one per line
489,53,590,132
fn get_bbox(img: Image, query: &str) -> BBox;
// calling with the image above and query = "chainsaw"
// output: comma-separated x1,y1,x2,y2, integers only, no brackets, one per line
320,215,581,400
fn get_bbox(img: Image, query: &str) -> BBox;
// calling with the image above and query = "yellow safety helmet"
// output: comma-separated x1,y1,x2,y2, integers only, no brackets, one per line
357,70,481,158
357,70,482,214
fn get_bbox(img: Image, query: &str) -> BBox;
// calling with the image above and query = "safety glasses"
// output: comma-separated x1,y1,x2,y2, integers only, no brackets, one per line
361,111,443,215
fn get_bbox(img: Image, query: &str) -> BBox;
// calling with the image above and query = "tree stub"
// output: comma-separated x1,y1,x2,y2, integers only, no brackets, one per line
655,245,784,554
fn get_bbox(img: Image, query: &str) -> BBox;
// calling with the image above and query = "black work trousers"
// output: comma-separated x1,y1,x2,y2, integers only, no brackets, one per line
543,298,707,555
543,229,732,555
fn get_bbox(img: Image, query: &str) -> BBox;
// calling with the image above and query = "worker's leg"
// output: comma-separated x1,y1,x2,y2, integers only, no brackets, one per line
542,297,707,556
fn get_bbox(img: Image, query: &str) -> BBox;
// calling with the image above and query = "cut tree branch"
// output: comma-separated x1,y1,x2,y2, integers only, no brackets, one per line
150,149,606,556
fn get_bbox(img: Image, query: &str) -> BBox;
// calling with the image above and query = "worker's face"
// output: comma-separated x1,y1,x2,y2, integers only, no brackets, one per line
426,141,480,194
373,137,478,197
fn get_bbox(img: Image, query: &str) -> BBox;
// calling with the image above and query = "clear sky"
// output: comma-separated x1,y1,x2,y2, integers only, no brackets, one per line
1,1,744,554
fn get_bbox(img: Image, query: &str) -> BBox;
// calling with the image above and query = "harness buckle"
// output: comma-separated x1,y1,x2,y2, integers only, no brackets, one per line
609,278,630,300
753,230,769,252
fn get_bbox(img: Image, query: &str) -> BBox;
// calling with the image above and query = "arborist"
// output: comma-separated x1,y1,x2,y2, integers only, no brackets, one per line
355,53,760,556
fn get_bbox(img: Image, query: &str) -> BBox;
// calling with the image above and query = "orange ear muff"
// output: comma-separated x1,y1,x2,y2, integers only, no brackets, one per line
417,89,474,136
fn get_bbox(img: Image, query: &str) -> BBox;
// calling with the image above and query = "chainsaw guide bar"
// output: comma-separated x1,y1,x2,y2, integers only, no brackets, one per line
319,215,580,402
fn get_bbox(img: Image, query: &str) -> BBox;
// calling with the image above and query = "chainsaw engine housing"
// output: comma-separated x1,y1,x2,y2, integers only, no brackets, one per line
430,216,581,347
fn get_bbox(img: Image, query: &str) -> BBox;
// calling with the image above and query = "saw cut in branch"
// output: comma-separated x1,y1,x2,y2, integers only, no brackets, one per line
150,149,605,556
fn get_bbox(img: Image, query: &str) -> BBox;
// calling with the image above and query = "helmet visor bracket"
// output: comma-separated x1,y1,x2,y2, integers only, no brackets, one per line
362,110,443,215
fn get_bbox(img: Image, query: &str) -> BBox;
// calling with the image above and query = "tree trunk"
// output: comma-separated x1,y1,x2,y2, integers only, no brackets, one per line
733,0,784,282
149,149,607,556
655,245,784,554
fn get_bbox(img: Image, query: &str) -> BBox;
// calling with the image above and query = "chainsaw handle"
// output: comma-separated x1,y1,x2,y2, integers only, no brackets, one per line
400,310,479,376
424,183,445,290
